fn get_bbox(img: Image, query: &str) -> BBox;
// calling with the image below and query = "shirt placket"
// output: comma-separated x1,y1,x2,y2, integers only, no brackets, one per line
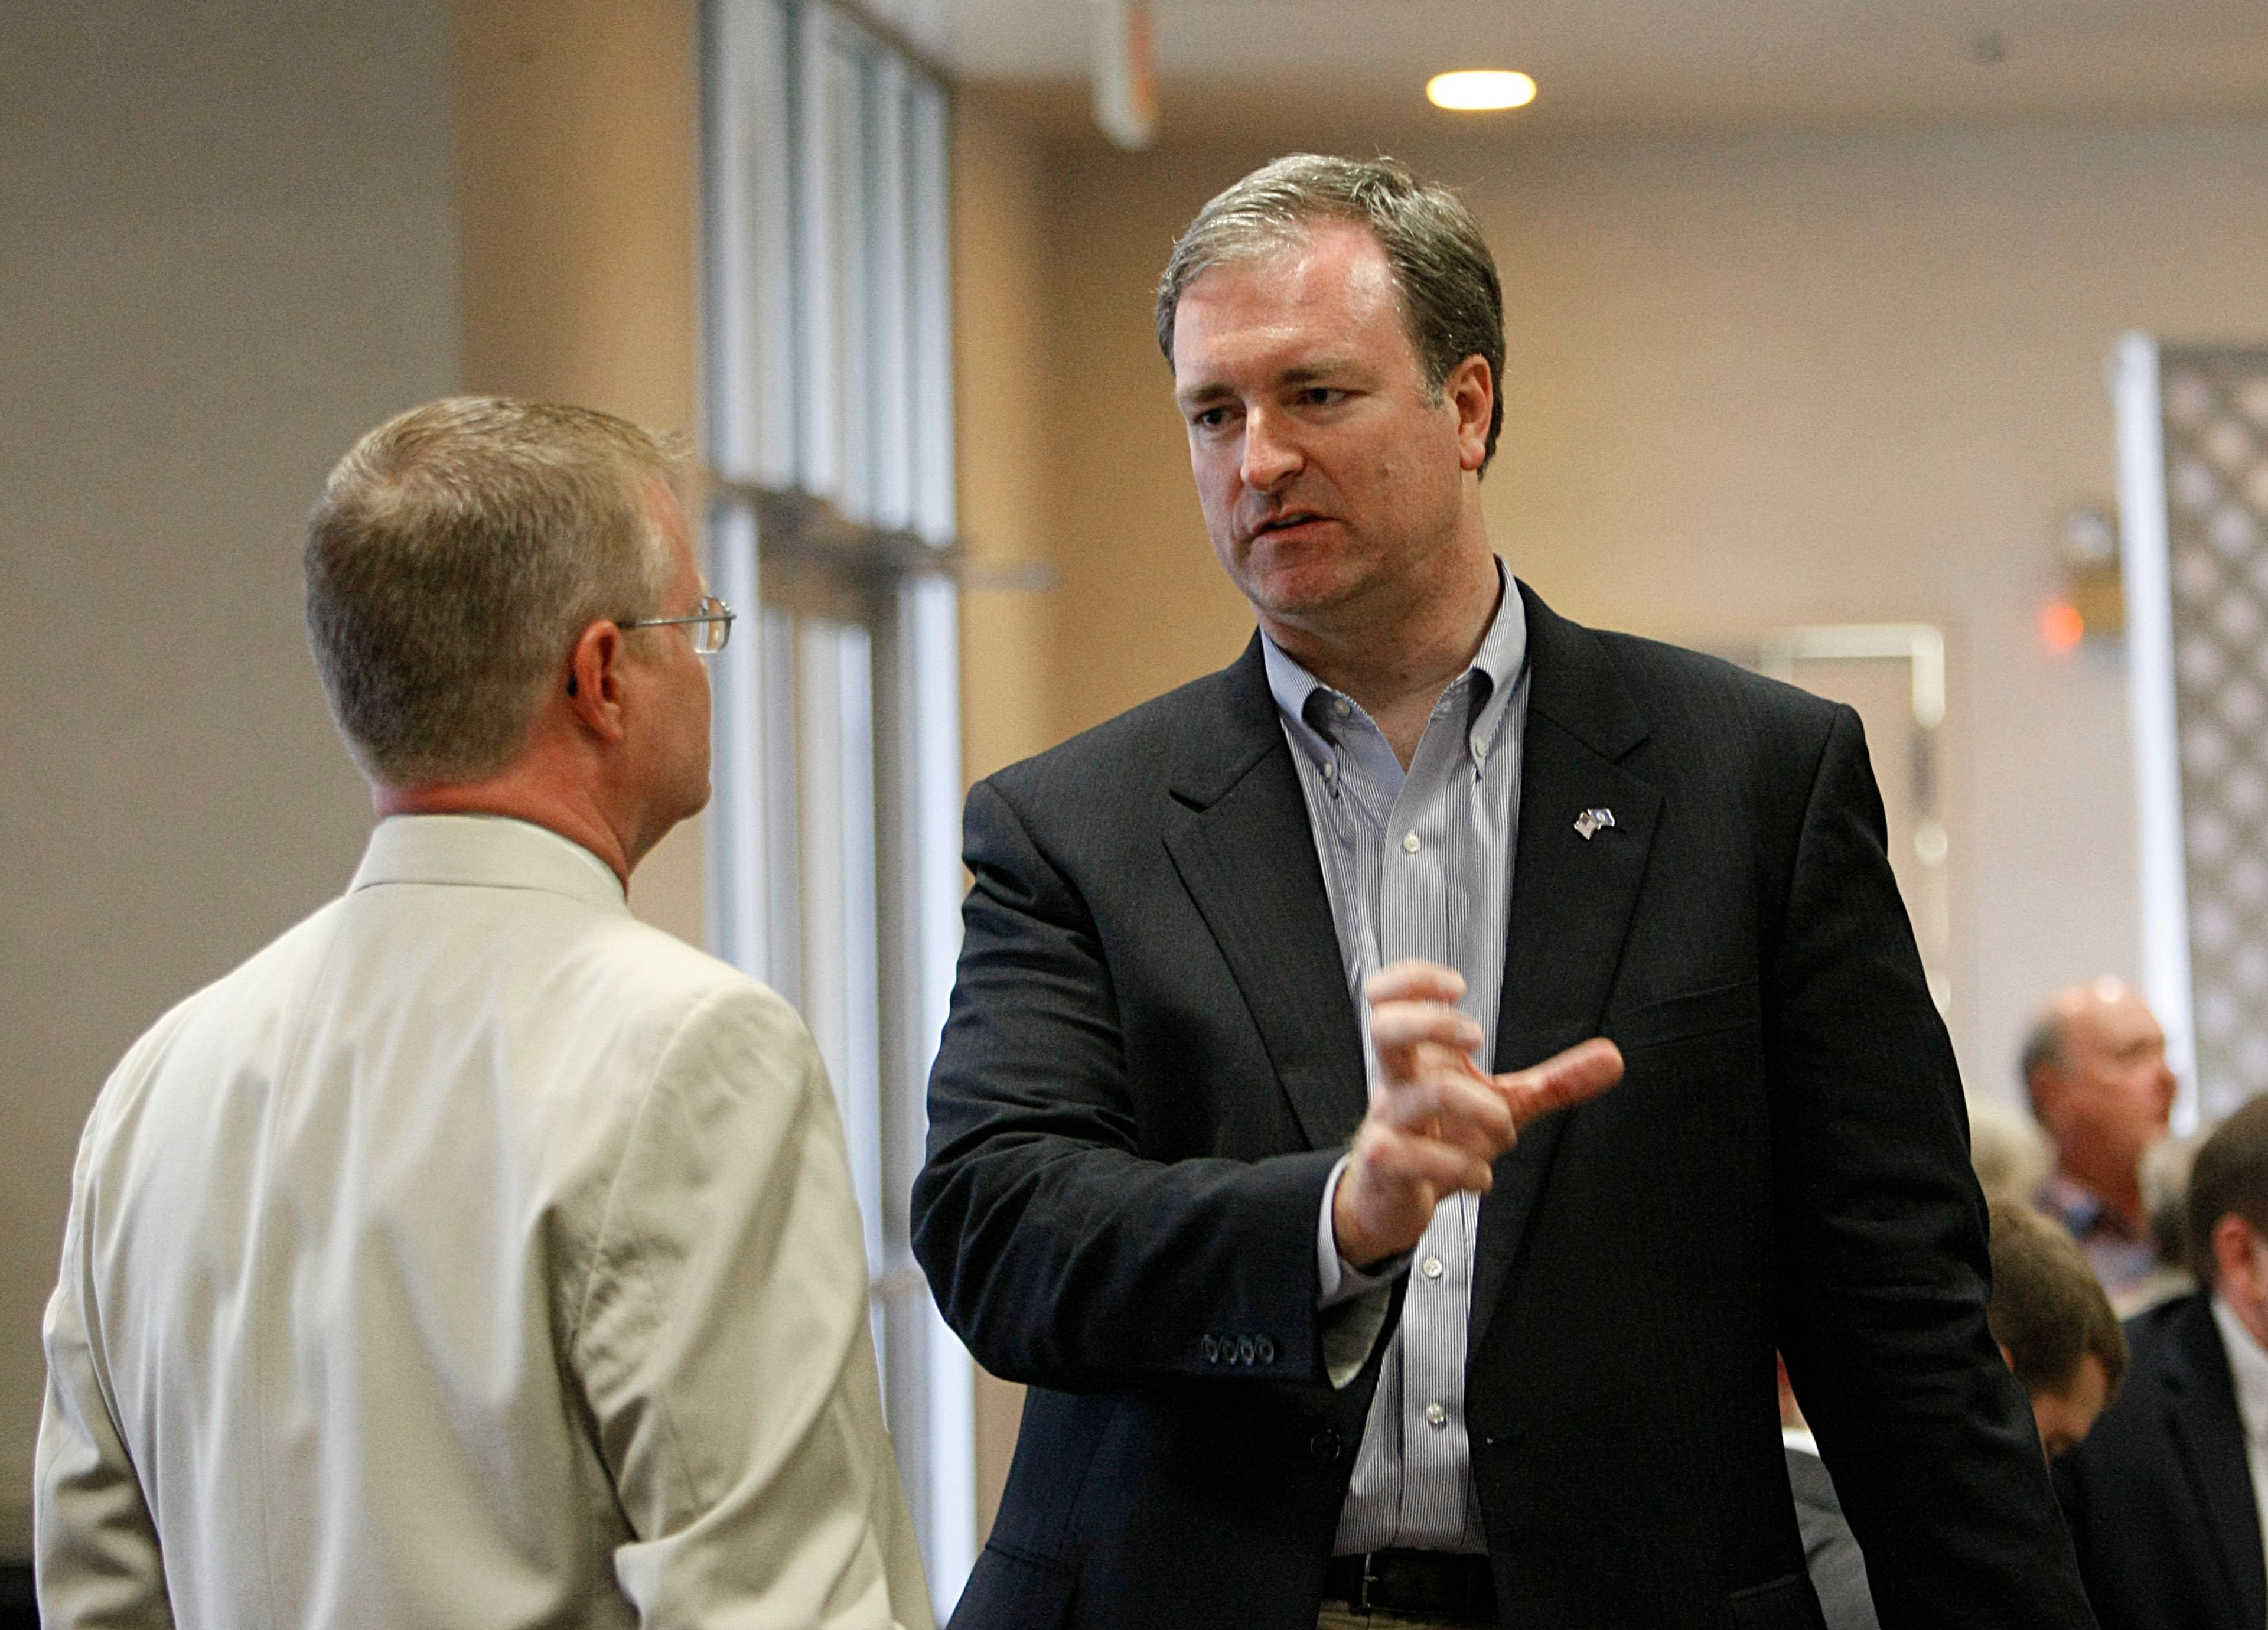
1380,689,1478,1545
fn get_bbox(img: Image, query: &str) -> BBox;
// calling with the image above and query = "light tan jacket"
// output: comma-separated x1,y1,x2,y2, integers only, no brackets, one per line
37,814,933,1629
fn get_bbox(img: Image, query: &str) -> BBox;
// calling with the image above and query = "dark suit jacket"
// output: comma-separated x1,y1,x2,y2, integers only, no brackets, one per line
913,585,2094,1630
2055,1293,2267,1630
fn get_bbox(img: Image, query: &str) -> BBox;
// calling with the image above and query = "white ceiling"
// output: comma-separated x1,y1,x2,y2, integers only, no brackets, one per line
861,0,2268,137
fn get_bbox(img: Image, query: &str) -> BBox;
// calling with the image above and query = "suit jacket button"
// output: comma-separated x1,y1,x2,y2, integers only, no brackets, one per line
1257,1336,1276,1364
1309,1429,1344,1464
1239,1336,1256,1365
1202,1335,1218,1362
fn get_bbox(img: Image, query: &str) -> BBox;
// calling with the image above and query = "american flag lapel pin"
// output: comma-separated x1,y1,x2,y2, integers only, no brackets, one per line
1573,807,1616,840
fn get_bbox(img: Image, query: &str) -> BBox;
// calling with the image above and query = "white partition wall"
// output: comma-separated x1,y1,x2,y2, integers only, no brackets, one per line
703,1,976,1605
2118,336,2268,1131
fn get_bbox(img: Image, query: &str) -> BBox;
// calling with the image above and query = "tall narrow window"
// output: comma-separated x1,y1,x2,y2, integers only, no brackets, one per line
703,0,973,1605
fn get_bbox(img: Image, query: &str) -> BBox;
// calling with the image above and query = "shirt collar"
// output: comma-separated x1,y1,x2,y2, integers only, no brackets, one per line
1260,557,1527,772
2041,1172,2143,1242
2214,1295,2268,1443
349,813,629,914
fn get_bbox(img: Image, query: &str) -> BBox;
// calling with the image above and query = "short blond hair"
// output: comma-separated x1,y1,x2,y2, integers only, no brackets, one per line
305,397,683,786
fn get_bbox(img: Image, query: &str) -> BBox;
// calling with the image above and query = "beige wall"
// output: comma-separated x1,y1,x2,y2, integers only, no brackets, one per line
0,3,460,1551
457,0,708,946
966,111,2268,1119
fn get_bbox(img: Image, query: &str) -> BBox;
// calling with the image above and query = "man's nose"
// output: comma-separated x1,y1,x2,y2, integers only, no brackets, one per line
1240,405,1302,491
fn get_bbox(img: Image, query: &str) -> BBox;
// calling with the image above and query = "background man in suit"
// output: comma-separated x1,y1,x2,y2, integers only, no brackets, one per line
913,154,2093,1629
35,399,931,1629
2023,978,2178,1300
2056,1093,2268,1630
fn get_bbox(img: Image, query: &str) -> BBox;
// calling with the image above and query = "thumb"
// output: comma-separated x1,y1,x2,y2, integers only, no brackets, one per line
1496,1038,1623,1130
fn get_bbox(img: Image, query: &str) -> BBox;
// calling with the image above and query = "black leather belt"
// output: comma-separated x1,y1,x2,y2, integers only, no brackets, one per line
1322,1550,1498,1622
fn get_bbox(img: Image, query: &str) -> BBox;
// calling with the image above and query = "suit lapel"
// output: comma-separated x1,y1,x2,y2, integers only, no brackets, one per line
2165,1298,2268,1626
1161,637,1370,1151
1471,586,1662,1352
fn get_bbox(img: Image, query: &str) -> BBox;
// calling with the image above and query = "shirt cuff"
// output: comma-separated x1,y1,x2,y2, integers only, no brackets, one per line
1317,1153,1412,1309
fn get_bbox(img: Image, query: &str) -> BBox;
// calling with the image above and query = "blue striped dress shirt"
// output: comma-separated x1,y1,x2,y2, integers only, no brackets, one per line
1261,560,1529,1556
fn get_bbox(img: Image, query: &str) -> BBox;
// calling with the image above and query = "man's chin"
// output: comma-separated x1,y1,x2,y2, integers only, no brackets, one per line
1241,569,1368,628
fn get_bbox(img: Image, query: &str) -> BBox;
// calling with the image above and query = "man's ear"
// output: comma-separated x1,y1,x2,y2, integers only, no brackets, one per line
2025,1064,2064,1125
2215,1213,2259,1298
563,619,631,744
1448,354,1494,473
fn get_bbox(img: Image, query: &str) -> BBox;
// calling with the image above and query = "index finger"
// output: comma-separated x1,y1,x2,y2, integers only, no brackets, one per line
1494,1038,1623,1132
1365,959,1468,1009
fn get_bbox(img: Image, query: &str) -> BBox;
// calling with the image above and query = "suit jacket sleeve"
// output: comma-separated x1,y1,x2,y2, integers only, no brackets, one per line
575,984,934,1630
912,775,1346,1391
1771,708,2095,1628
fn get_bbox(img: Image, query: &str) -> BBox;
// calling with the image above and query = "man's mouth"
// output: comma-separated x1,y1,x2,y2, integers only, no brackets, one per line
1251,510,1327,539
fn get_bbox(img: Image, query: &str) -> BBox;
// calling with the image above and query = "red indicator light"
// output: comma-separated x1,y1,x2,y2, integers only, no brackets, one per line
2041,600,2084,653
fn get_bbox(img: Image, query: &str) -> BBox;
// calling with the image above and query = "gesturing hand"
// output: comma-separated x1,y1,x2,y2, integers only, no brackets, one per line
1331,959,1624,1269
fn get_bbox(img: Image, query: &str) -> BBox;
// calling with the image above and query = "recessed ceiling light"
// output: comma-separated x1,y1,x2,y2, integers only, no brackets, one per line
1426,70,1537,112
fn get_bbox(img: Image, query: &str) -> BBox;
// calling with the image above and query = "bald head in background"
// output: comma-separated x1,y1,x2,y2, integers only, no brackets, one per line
2023,977,2177,1297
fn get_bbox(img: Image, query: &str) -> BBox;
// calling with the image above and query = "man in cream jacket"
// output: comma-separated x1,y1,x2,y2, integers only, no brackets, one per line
35,398,932,1629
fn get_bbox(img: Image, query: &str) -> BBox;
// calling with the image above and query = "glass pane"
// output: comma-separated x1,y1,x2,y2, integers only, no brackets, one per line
794,615,886,1284
705,0,973,1605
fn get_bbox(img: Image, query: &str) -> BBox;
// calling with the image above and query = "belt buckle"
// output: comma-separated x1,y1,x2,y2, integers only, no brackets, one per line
1356,1554,1381,1613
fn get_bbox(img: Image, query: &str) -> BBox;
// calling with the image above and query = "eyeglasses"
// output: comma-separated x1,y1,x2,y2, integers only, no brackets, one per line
618,594,735,656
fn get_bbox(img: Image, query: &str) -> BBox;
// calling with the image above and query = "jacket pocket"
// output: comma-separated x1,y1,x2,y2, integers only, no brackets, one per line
1611,977,1762,1053
1726,1571,1829,1630
950,1542,1076,1630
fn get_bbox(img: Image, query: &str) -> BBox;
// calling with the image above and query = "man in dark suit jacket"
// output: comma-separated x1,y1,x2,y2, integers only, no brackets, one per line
2055,1096,2268,1630
913,154,2093,1630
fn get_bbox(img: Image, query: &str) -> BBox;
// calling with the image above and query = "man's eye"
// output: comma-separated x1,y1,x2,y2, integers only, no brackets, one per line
1193,407,1231,429
1301,387,1345,407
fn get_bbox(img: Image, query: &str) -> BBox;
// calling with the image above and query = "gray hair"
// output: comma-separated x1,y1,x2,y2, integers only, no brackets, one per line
1154,154,1507,469
305,397,682,787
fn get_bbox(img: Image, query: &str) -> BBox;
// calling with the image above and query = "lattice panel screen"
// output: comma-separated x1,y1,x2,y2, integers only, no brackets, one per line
2159,347,2268,1120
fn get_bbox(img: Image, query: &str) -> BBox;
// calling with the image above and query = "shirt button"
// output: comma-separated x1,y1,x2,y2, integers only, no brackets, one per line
1422,1256,1445,1280
1402,832,1422,854
1321,759,1336,779
1425,1401,1449,1429
1334,698,1352,718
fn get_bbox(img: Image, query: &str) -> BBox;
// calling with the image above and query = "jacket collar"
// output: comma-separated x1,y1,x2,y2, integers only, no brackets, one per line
350,814,630,916
1161,638,1370,1150
1468,584,1658,1359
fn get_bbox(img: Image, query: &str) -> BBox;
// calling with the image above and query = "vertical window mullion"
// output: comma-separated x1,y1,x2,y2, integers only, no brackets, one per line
703,4,974,1610
793,6,840,501
869,54,914,532
908,78,954,545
